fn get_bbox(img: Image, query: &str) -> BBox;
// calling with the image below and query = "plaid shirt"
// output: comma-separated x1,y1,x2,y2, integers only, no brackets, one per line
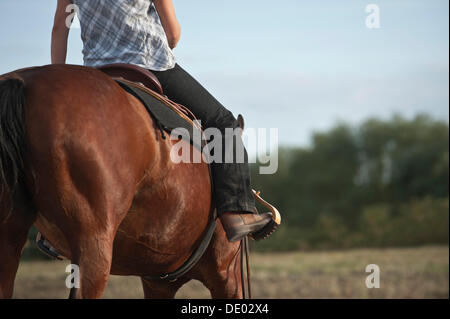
72,0,176,71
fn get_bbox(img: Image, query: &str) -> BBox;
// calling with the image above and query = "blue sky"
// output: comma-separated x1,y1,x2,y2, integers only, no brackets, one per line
0,0,448,152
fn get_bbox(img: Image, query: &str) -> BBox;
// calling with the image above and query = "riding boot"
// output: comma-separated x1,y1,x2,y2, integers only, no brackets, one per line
219,212,277,243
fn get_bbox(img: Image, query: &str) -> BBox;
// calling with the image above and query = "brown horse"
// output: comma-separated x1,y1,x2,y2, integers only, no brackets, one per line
0,64,244,299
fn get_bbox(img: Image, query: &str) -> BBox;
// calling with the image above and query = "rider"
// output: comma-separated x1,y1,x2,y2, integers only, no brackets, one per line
51,0,276,242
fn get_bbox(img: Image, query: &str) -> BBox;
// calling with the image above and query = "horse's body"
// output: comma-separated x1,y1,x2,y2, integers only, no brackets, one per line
0,64,242,298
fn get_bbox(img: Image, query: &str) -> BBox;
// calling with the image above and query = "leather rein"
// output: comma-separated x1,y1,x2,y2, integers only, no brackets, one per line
241,236,252,299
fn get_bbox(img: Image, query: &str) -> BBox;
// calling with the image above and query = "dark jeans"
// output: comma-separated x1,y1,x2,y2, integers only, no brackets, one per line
152,64,256,215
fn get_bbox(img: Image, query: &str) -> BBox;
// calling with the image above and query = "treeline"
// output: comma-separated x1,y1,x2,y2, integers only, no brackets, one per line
250,114,449,251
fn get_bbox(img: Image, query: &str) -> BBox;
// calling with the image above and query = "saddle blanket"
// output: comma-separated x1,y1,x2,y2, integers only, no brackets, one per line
115,79,206,151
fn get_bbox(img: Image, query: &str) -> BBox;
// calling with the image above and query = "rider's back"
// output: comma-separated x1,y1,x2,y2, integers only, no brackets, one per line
72,0,176,71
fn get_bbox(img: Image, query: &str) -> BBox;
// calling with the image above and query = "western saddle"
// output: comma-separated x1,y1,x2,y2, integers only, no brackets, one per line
97,63,201,127
98,63,164,95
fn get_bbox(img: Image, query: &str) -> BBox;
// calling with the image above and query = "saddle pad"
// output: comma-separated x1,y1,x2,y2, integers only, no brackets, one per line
115,79,206,151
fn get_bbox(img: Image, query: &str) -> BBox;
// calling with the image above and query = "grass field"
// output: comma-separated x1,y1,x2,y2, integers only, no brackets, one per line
12,245,448,299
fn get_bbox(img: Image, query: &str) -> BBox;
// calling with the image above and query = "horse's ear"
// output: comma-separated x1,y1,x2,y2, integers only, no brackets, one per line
237,114,245,131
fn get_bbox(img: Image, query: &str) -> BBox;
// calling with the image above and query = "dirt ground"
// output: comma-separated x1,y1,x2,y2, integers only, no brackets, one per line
12,245,449,299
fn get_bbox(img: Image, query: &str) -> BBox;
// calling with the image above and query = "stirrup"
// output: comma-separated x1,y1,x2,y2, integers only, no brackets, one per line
249,190,281,241
36,232,64,260
252,189,282,225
